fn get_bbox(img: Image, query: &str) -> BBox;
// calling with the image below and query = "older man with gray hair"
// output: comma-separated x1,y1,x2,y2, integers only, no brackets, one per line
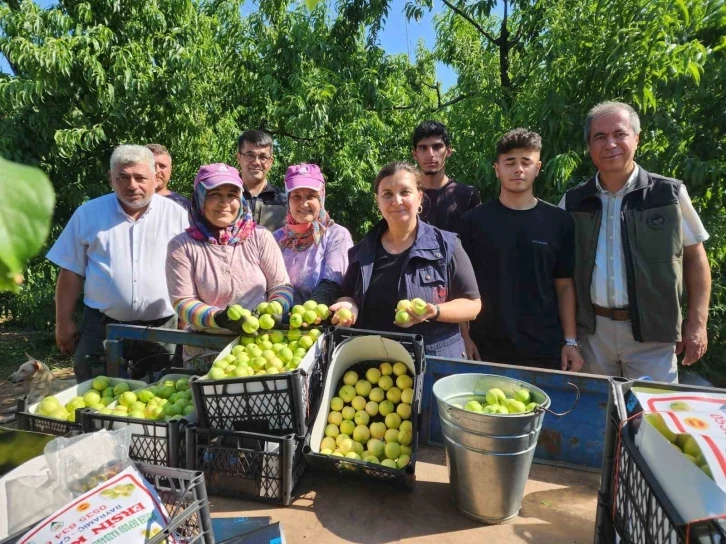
559,101,711,383
47,144,189,380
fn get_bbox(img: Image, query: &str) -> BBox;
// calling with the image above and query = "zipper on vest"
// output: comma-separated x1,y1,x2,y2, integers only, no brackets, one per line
620,208,641,341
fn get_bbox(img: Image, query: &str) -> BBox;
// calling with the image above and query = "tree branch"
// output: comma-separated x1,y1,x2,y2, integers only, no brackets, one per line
366,104,416,111
508,21,525,47
432,91,477,110
499,0,511,89
266,129,318,143
440,0,499,45
368,91,478,112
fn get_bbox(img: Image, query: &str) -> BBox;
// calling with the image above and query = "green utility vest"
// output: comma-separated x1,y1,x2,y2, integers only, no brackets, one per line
564,167,684,343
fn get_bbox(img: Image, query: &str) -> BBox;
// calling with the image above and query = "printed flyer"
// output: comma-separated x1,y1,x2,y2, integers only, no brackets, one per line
648,410,726,490
635,389,726,498
633,389,726,415
19,466,173,544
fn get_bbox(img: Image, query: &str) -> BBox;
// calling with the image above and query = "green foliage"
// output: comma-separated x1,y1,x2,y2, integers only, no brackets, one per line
0,157,55,293
0,0,438,325
424,0,726,381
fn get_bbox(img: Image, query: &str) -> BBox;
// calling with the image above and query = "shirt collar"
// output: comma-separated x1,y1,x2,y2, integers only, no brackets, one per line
114,193,156,221
595,163,639,196
244,181,283,196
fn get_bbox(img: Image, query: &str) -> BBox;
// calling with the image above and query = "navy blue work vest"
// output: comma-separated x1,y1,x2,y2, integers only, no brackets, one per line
347,219,464,356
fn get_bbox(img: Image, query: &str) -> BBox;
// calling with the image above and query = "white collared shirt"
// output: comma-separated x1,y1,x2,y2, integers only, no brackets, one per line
559,164,709,307
47,193,189,321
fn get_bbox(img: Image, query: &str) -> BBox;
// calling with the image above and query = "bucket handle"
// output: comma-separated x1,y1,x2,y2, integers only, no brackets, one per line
538,382,580,417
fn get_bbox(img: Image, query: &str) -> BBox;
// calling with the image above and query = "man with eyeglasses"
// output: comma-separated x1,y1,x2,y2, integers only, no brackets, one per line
235,129,287,232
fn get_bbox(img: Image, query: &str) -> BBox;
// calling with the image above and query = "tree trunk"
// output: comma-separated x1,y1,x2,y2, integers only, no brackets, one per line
500,0,511,88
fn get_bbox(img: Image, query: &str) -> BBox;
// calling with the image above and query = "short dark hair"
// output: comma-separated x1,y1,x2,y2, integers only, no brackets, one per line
237,130,273,153
373,161,423,194
145,143,170,157
412,120,450,148
495,128,542,158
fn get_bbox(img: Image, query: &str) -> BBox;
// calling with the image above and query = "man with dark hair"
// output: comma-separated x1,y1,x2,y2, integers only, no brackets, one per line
145,144,190,211
235,129,287,232
458,128,583,371
559,101,710,383
411,120,481,233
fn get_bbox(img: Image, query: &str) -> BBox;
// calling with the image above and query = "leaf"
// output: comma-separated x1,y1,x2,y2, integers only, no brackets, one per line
304,0,321,10
0,157,56,292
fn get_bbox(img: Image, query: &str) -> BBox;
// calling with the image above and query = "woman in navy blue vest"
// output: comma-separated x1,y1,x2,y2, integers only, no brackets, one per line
331,162,481,358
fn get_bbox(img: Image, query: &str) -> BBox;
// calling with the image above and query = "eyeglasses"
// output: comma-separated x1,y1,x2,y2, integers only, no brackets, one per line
240,152,272,163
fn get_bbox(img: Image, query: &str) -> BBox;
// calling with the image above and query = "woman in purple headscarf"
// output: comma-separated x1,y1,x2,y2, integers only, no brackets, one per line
273,164,353,306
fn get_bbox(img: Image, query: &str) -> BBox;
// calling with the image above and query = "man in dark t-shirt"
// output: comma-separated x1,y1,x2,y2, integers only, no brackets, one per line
412,121,481,233
458,128,584,372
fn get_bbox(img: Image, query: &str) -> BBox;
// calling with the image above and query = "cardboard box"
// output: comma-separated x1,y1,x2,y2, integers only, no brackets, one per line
628,387,726,523
635,416,726,522
308,334,416,454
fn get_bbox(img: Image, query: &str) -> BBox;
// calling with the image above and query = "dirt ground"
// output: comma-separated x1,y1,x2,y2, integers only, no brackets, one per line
210,446,601,543
0,327,73,415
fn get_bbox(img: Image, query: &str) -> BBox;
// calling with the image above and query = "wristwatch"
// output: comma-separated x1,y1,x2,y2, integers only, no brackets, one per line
562,337,580,351
432,304,441,321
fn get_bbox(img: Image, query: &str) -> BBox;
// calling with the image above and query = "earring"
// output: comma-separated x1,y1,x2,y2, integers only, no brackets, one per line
417,205,423,214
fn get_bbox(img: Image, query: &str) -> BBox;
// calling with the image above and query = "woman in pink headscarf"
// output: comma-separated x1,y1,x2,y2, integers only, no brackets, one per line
273,164,353,307
166,163,293,344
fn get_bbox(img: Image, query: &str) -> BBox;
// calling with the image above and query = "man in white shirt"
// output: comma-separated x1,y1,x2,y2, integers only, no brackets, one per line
47,145,189,381
560,101,711,382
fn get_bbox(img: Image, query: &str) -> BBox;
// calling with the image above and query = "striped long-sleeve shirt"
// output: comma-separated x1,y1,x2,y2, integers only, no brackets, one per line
166,227,293,331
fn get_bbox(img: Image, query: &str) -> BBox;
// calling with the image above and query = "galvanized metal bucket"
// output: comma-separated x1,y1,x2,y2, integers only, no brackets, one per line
433,373,567,524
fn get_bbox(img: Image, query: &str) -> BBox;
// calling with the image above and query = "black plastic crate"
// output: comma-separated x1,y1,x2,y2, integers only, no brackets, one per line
0,464,213,544
595,378,726,543
303,327,424,490
81,410,189,467
594,379,622,544
138,463,214,544
185,426,306,506
189,333,328,437
15,404,82,436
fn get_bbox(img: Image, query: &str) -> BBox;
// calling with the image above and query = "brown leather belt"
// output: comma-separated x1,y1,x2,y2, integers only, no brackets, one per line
593,304,631,321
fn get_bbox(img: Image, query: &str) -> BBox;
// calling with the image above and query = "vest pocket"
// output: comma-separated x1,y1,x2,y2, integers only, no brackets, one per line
418,265,446,285
414,265,448,303
631,204,683,263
